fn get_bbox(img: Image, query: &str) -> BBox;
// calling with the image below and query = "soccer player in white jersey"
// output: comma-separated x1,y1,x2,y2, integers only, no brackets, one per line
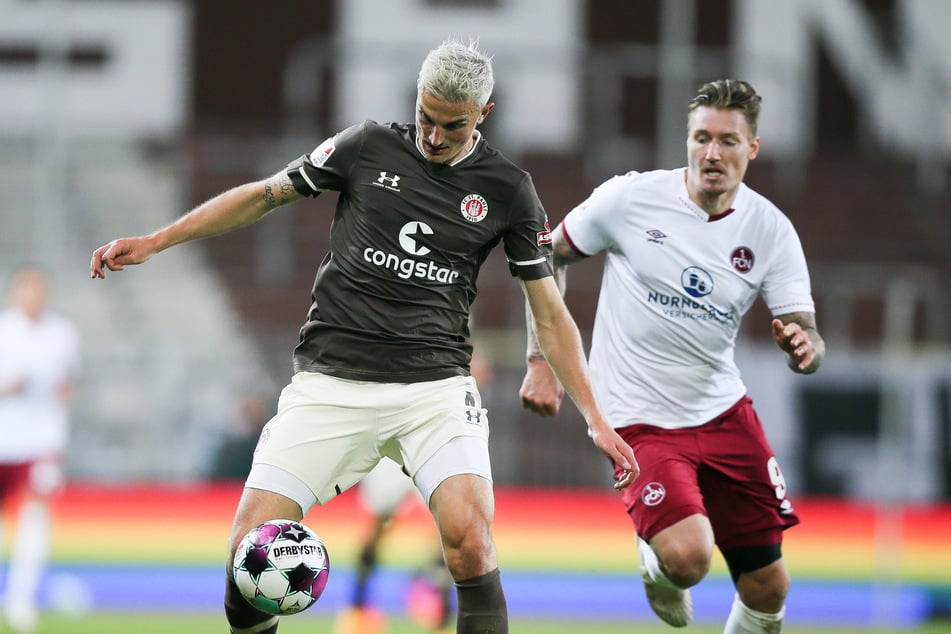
0,267,81,633
90,38,637,634
521,79,825,634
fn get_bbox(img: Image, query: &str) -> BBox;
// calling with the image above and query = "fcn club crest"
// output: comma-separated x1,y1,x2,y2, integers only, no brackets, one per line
731,246,754,273
641,482,666,506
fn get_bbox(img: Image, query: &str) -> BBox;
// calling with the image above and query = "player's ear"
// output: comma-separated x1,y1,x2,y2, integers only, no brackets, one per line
748,136,760,160
477,102,495,125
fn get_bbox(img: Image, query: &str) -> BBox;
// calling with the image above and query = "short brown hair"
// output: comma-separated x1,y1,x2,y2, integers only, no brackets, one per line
688,79,762,136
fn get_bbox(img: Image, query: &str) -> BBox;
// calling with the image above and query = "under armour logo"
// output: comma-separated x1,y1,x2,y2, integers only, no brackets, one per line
377,171,401,189
465,392,482,426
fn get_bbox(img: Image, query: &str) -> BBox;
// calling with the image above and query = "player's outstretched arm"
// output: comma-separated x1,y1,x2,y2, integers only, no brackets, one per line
519,225,583,416
90,171,303,279
520,276,638,489
771,311,825,374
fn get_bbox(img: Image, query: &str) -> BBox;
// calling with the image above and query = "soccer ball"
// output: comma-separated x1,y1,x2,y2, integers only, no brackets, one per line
232,519,330,615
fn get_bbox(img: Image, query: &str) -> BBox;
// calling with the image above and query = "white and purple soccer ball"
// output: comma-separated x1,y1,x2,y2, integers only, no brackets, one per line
232,519,330,615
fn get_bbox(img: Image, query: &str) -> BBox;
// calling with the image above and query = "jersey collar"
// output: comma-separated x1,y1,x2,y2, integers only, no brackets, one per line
414,130,482,166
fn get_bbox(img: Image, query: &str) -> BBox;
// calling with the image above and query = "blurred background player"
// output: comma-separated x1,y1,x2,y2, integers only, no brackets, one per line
521,79,825,633
0,266,81,633
334,458,453,634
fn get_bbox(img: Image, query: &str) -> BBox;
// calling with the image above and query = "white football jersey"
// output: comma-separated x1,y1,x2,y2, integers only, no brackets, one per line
563,168,814,429
0,308,80,460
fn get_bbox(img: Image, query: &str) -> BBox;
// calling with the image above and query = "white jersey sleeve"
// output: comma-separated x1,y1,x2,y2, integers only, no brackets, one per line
759,214,815,316
561,172,641,257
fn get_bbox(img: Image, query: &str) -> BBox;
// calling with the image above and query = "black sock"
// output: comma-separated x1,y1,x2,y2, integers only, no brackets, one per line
224,570,279,633
455,568,508,633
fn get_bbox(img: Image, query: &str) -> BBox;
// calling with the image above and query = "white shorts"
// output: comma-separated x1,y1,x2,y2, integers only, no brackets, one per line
245,372,492,513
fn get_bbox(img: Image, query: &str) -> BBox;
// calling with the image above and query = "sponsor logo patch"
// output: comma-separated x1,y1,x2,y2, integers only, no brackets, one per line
537,220,553,245
309,136,335,167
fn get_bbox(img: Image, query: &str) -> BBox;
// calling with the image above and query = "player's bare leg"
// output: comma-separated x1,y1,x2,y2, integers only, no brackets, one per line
224,488,303,634
724,559,789,634
638,514,714,627
429,473,506,633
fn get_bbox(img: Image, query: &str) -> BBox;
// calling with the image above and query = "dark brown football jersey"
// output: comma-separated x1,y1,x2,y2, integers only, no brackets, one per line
286,121,552,382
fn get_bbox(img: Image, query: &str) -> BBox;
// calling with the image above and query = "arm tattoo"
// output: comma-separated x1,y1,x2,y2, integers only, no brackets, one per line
551,236,585,267
263,182,276,208
779,311,817,332
262,172,298,210
777,310,825,374
280,174,297,199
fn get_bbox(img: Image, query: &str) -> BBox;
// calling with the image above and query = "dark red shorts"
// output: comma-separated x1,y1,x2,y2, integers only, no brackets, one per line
0,462,31,503
613,396,800,551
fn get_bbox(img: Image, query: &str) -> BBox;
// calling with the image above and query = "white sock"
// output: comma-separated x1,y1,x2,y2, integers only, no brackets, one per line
5,500,50,613
637,536,678,589
724,593,785,634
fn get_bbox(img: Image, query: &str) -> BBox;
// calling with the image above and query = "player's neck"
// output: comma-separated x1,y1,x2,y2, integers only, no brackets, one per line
692,188,739,218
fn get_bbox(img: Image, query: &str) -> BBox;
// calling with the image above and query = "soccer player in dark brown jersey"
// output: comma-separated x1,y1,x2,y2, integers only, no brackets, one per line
90,38,638,634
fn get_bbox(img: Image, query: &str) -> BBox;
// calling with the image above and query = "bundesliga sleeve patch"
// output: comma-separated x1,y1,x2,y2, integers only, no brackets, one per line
309,136,336,167
537,220,553,245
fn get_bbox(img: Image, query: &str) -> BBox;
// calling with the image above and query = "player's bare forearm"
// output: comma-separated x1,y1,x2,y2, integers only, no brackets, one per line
523,278,598,419
158,172,300,249
520,277,639,484
772,311,825,374
521,227,590,415
524,226,583,362
535,305,638,483
91,172,302,278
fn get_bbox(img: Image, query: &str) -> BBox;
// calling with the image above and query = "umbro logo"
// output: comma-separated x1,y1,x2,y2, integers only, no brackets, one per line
646,229,666,244
374,171,401,191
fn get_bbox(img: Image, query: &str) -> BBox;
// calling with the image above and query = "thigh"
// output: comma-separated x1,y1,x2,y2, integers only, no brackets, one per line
699,398,800,551
413,435,492,507
27,456,64,497
227,487,304,565
614,425,706,542
429,471,497,580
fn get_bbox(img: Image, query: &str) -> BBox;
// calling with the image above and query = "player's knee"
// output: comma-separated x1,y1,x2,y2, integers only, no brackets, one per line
655,541,712,587
441,523,494,580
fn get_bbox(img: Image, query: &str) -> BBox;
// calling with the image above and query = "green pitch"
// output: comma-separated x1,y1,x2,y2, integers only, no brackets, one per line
23,613,951,634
